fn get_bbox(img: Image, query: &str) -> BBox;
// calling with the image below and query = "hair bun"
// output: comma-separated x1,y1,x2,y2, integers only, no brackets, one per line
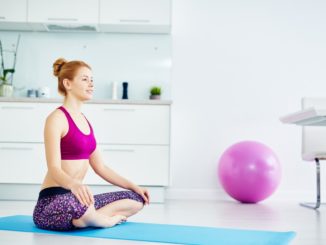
53,58,67,77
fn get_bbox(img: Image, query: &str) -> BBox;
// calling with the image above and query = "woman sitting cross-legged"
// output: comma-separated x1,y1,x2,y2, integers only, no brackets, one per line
33,58,149,231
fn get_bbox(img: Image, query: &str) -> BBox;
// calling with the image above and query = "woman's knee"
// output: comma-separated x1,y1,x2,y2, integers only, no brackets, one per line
128,199,144,214
126,191,146,204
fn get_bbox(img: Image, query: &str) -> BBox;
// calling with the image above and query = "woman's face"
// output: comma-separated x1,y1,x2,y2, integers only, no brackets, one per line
69,67,94,101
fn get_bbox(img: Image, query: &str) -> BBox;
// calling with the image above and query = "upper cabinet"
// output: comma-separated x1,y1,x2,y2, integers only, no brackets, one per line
0,0,30,30
27,0,99,31
0,0,27,22
0,0,171,33
99,0,171,33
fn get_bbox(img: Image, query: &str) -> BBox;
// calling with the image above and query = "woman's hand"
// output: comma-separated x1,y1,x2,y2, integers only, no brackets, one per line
133,186,150,205
71,182,94,207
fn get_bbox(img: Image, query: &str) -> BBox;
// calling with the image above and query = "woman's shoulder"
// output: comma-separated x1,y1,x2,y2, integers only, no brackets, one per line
45,107,66,126
44,108,68,139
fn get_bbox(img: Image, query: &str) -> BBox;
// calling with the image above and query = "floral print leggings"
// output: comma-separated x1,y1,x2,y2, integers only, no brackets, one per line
33,187,144,231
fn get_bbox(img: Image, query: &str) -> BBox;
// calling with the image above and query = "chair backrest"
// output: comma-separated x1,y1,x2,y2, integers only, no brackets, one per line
302,97,326,161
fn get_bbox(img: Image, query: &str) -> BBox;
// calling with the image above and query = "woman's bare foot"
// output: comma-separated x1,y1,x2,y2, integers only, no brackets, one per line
106,214,127,227
73,205,127,228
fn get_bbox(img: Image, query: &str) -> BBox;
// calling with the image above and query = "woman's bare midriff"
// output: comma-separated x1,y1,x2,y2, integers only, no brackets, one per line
41,159,89,190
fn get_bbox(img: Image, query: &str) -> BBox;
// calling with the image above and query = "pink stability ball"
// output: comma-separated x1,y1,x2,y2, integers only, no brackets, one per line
218,141,281,203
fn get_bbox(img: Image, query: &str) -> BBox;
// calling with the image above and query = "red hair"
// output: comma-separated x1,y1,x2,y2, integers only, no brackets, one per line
53,58,91,96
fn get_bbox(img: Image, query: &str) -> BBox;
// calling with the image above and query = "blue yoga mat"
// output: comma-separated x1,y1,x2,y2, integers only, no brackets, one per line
0,215,295,245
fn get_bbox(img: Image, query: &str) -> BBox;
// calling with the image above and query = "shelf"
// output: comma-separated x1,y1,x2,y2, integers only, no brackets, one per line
280,107,326,126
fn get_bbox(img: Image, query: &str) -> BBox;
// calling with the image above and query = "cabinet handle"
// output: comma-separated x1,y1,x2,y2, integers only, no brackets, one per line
48,17,78,22
119,19,150,23
0,147,33,151
0,16,5,20
1,106,34,110
103,108,135,112
103,149,135,153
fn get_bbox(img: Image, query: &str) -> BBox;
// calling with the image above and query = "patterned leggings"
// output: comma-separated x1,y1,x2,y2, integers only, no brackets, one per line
33,187,144,231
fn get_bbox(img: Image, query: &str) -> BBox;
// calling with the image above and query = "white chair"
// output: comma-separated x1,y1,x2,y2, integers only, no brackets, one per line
301,97,326,209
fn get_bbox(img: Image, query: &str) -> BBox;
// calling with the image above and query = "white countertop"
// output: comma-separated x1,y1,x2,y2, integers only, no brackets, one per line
0,97,172,105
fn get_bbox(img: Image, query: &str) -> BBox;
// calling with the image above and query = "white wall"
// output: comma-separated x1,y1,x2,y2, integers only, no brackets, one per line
168,0,326,202
2,0,326,203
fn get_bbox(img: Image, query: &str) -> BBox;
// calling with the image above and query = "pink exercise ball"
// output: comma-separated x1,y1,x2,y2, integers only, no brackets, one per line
218,141,281,203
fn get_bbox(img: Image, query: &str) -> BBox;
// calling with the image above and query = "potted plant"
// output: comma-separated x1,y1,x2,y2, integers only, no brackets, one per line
150,86,161,100
0,35,20,97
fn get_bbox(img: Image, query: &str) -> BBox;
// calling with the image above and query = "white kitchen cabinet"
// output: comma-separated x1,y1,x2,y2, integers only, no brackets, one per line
0,0,27,22
0,100,171,191
84,145,169,185
28,0,99,31
83,104,170,145
99,0,171,33
83,103,171,186
0,102,59,142
0,0,30,31
0,0,171,33
0,143,47,184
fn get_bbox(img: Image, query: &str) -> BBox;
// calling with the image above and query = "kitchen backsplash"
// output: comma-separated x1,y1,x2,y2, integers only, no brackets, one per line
0,31,171,100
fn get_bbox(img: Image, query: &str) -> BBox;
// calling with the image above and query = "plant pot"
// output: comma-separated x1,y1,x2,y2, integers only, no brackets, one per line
0,83,14,97
150,95,161,100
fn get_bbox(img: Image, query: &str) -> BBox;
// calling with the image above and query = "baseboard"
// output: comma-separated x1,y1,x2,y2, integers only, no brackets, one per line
0,184,166,203
165,188,325,203
165,188,226,201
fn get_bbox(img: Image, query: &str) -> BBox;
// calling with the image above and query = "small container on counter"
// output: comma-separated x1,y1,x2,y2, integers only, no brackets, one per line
27,89,37,98
111,82,118,100
122,82,128,99
38,87,50,98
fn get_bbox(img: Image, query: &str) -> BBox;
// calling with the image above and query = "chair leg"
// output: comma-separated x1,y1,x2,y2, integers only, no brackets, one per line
300,158,324,209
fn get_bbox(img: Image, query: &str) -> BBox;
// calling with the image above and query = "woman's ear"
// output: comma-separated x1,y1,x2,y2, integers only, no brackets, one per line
63,78,72,91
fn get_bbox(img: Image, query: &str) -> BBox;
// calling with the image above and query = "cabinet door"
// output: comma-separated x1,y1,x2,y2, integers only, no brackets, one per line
84,145,169,186
28,0,99,24
100,0,171,33
0,102,58,142
0,143,47,184
83,104,170,145
0,0,27,22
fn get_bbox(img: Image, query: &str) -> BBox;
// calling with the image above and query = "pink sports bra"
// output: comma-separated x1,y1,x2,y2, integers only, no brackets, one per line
58,106,96,160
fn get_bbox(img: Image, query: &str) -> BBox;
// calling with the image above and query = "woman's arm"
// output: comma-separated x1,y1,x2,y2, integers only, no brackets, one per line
89,148,150,204
44,111,94,206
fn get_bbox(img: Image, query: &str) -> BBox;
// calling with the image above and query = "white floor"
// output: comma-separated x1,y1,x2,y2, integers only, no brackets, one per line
0,199,324,245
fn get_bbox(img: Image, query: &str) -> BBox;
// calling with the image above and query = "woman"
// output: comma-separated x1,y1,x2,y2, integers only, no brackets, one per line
33,58,149,231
